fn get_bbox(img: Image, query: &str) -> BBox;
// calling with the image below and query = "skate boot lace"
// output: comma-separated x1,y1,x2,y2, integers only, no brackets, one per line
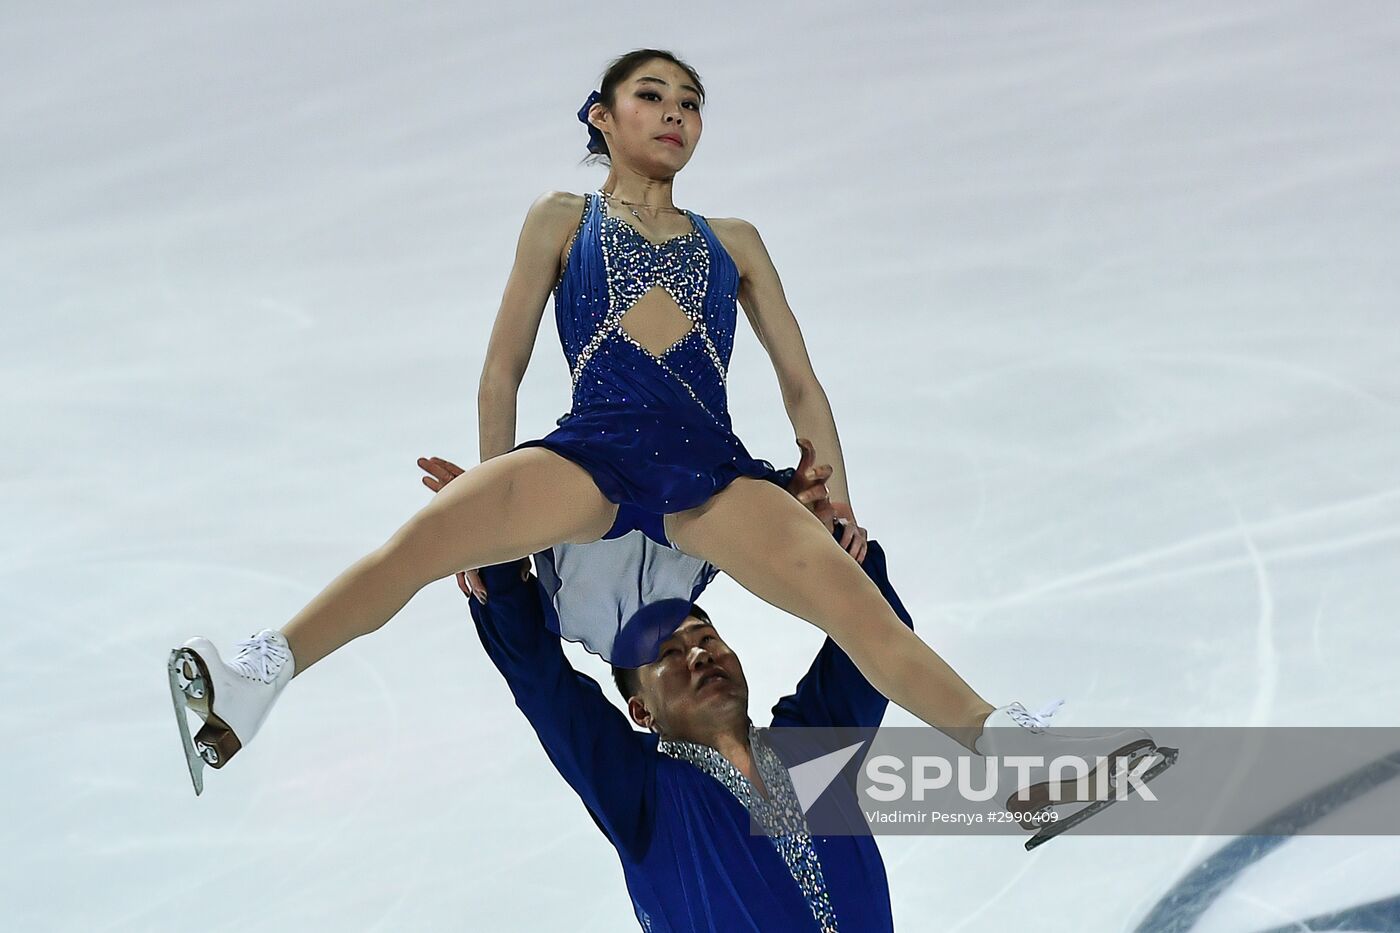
1007,698,1066,733
229,630,291,684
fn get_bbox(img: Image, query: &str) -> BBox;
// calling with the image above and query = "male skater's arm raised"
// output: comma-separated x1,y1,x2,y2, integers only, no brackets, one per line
415,441,834,858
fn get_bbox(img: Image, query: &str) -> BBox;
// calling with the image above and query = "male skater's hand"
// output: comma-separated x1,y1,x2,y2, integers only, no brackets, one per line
787,438,866,562
829,501,868,564
415,455,530,603
786,438,837,533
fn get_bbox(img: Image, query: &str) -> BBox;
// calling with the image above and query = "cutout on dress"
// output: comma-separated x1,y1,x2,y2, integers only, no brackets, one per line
620,285,694,357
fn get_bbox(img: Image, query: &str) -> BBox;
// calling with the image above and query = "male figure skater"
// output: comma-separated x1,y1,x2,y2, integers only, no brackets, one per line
418,443,906,932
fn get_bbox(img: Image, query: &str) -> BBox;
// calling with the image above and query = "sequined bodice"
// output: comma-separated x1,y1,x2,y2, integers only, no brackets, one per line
552,190,742,427
600,207,709,333
659,724,839,932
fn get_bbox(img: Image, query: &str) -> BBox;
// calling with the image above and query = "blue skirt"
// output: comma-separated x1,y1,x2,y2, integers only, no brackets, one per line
513,403,779,667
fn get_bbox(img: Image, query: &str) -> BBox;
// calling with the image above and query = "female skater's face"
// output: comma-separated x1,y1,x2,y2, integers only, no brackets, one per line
596,59,703,173
628,616,748,737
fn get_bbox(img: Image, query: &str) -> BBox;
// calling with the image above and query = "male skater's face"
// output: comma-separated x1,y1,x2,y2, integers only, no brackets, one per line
627,615,749,740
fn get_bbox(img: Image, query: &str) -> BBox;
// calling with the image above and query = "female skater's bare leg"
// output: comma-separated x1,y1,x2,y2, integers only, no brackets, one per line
280,448,618,675
664,477,995,751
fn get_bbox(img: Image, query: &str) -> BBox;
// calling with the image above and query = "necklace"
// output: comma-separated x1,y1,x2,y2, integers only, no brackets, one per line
596,187,685,219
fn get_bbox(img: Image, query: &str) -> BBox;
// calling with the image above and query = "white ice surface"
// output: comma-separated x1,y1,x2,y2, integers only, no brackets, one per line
3,2,1399,931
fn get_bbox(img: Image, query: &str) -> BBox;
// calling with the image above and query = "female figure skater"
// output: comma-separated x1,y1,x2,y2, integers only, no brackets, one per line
169,49,1172,828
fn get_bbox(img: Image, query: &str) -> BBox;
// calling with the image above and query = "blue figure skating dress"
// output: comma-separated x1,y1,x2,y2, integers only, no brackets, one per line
512,189,779,667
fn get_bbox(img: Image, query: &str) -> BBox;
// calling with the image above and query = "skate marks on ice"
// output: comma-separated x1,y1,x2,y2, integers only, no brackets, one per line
1135,750,1400,933
1247,893,1400,933
936,484,1400,615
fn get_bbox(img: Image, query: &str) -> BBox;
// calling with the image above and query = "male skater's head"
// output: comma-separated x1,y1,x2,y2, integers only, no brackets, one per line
611,604,752,745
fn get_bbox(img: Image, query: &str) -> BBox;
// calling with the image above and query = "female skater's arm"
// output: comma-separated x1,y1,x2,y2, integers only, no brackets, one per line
477,192,579,461
726,218,868,562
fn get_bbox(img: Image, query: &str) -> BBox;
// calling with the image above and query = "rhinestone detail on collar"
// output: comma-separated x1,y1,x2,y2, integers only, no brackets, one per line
658,723,839,932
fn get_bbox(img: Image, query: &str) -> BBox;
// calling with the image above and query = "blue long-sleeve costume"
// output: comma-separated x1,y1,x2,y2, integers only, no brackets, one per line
467,533,913,932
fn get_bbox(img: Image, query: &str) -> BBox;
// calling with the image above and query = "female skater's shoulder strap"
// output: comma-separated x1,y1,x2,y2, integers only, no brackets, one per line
554,191,594,291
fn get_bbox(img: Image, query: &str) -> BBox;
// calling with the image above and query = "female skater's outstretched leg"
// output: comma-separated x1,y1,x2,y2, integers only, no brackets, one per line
280,447,618,674
664,477,996,751
170,447,617,790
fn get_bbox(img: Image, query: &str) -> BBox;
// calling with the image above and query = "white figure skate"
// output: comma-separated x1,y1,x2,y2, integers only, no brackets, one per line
166,629,295,795
974,700,1179,850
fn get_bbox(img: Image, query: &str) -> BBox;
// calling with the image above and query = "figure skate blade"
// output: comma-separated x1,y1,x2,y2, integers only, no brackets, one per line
167,648,206,796
1024,745,1179,851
